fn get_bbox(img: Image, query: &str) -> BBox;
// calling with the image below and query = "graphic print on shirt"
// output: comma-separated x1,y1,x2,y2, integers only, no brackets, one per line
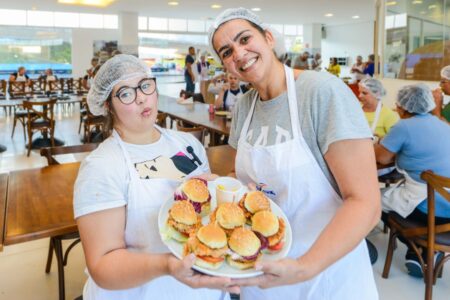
134,148,202,180
246,125,292,146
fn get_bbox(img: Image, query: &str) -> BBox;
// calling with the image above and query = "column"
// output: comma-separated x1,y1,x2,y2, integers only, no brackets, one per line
118,11,139,55
302,23,322,55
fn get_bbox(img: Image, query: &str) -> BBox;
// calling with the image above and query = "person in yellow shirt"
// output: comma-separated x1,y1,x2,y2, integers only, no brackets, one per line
358,78,399,138
327,57,341,77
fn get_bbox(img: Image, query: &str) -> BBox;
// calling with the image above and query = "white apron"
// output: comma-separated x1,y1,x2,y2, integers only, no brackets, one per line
83,128,228,300
224,87,243,111
382,167,427,218
235,66,378,300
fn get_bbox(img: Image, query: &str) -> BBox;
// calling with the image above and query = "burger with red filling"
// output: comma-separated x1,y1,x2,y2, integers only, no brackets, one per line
238,191,271,225
174,178,211,216
251,210,286,253
166,200,201,242
184,223,228,269
210,202,246,236
227,227,262,270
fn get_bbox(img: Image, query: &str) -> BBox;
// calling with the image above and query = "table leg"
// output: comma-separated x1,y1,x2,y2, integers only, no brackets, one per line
53,238,66,300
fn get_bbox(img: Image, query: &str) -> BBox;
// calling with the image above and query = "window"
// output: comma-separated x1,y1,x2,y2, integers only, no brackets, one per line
27,11,54,27
188,20,205,32
54,12,79,28
283,25,297,36
138,16,148,30
148,17,168,31
103,14,118,29
79,13,103,29
0,9,26,26
169,18,187,32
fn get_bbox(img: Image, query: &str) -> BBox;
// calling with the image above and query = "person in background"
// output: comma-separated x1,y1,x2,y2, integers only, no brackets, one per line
375,83,450,278
214,73,249,111
210,7,379,299
358,78,398,139
326,57,341,77
83,57,99,90
311,53,322,71
9,66,30,84
75,54,236,299
363,54,375,77
432,65,450,123
39,68,58,82
196,53,210,102
292,51,310,70
351,55,366,82
184,46,196,93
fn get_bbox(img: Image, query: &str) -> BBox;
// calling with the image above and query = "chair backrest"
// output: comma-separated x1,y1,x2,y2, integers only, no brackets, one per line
156,112,168,128
8,81,26,98
40,143,100,165
30,79,44,94
23,98,57,125
176,120,205,144
0,80,6,96
47,79,63,93
421,171,450,235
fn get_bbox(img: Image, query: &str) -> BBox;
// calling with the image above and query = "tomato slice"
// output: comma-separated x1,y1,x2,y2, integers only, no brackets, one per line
197,255,225,263
268,241,284,251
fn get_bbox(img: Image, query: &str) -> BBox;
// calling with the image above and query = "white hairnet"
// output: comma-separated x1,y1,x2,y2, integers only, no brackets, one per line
87,54,152,116
208,7,286,63
441,65,450,80
359,78,386,100
396,83,436,114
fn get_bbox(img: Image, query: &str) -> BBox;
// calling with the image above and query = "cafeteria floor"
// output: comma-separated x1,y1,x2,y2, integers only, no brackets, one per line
0,81,449,299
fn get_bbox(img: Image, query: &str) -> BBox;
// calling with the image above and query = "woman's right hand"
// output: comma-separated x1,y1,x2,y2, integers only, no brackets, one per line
167,254,240,294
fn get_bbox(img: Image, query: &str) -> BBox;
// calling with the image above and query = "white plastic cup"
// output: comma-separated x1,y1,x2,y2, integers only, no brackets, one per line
214,177,243,206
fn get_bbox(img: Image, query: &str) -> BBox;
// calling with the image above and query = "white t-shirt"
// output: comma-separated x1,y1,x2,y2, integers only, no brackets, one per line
74,129,210,218
351,63,366,81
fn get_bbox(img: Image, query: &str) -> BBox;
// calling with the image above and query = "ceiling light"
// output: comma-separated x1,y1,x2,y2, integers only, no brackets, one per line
324,13,333,17
168,1,178,5
428,4,437,9
251,8,261,12
211,4,222,9
58,0,115,7
352,15,360,19
386,1,397,6
412,0,422,4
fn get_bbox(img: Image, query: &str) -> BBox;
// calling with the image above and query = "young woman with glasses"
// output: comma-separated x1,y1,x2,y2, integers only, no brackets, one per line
74,54,237,300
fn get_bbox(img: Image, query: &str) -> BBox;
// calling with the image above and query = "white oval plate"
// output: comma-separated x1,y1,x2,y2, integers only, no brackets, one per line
158,184,292,278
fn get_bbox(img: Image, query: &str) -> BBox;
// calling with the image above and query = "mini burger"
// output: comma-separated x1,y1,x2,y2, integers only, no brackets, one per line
251,210,286,253
184,223,228,269
209,202,246,236
238,191,271,224
166,201,201,242
227,227,262,270
174,178,211,216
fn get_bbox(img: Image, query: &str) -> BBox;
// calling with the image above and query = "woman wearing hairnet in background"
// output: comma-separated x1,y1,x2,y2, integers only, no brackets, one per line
73,54,236,300
209,7,380,299
375,83,450,277
358,78,399,139
432,65,450,123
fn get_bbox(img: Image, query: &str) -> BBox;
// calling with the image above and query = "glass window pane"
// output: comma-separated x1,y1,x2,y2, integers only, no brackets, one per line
297,25,304,36
169,18,187,31
138,16,147,30
284,25,297,35
54,12,79,28
27,11,54,27
0,9,26,26
79,13,103,29
269,24,284,34
188,19,205,32
103,14,118,29
148,17,168,31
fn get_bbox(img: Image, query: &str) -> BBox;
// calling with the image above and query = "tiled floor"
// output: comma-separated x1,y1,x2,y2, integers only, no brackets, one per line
0,86,449,299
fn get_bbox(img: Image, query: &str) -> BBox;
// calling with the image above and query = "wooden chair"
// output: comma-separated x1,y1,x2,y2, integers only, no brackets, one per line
73,78,88,95
11,105,28,140
176,120,205,144
30,79,45,96
23,98,57,156
8,81,27,98
40,143,100,300
156,112,168,128
83,103,106,143
382,170,450,300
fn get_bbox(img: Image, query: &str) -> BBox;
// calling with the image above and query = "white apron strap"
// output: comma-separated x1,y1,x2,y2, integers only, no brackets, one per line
370,101,382,134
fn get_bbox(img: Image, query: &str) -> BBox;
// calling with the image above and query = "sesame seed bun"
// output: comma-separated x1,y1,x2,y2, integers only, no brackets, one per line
228,227,261,257
251,211,279,237
244,191,271,214
226,254,261,270
216,202,246,229
197,224,227,249
169,201,198,225
182,179,210,203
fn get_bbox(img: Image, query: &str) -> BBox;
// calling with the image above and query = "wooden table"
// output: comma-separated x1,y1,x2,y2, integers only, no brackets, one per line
158,95,231,145
0,173,8,251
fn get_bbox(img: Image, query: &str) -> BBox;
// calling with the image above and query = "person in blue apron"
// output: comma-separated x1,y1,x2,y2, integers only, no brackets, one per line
73,54,237,300
375,83,450,277
208,8,380,299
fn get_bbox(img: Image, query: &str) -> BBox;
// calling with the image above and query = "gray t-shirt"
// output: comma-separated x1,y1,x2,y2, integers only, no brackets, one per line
229,70,372,193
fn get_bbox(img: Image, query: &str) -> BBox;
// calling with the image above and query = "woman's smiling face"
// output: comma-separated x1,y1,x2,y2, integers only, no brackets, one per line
212,19,275,84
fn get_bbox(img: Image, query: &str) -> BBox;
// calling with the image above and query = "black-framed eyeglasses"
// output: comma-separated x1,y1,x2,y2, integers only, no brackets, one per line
114,78,157,105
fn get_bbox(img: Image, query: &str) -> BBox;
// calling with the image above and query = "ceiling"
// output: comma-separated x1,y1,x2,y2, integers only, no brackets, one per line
0,0,376,26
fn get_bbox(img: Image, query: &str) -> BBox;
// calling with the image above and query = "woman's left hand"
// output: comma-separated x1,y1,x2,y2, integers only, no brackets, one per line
230,257,315,289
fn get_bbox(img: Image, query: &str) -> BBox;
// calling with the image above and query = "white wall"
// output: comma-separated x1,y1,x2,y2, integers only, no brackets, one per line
71,28,118,78
380,78,440,108
321,21,374,78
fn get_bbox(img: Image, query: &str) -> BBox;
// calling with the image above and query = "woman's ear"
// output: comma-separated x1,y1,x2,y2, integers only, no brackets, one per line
264,29,275,49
